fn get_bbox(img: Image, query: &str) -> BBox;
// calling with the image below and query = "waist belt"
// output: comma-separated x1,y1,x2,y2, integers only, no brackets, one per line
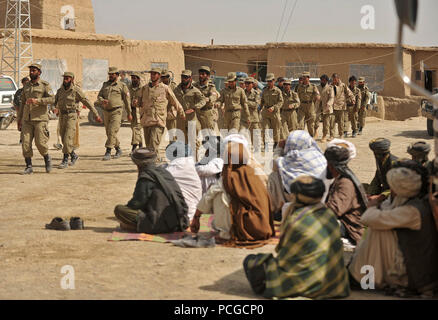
106,106,122,112
301,100,313,104
60,110,77,115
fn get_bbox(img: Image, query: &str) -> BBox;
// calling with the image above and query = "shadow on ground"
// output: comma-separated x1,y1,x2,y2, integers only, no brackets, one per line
199,269,259,299
393,130,433,140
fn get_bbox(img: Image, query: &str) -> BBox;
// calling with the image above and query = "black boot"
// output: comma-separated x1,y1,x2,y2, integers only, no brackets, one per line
343,131,348,138
58,154,69,169
70,151,78,166
114,146,122,159
22,158,33,175
358,127,363,135
352,131,357,138
102,148,111,161
43,154,52,173
131,144,138,152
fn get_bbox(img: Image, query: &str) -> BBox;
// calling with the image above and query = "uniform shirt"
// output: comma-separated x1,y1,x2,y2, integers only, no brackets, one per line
317,84,335,114
281,89,300,112
173,82,207,122
218,86,250,118
97,80,131,117
244,88,261,123
18,79,54,122
54,84,99,118
261,86,284,113
332,81,354,111
137,82,184,128
194,81,220,109
129,84,142,123
358,85,370,108
348,85,362,110
296,83,320,104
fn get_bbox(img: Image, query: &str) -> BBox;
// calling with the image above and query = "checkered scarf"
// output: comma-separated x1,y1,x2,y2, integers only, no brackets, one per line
277,131,327,193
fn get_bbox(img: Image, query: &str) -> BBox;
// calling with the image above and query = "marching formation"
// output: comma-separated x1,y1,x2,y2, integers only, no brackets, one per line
15,63,372,174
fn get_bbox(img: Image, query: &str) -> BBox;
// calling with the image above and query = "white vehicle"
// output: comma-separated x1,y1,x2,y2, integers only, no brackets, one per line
0,75,18,130
0,75,17,108
291,78,321,90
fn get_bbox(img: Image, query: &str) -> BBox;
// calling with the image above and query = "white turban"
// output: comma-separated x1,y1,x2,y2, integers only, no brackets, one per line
387,167,422,198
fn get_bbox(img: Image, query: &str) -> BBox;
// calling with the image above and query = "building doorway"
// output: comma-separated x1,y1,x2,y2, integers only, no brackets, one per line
425,70,433,93
248,61,267,82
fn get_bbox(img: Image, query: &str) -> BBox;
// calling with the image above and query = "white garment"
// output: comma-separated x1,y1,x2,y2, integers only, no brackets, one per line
195,158,224,194
196,178,232,240
165,157,202,221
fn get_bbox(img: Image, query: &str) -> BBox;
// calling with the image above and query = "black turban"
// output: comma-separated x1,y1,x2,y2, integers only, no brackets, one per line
369,138,391,153
407,141,431,157
289,175,325,204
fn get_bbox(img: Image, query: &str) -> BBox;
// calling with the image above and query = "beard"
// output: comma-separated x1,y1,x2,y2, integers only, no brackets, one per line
30,73,38,80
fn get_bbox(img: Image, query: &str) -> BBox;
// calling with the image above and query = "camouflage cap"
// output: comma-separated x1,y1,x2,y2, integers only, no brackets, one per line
358,77,365,82
161,69,170,77
199,66,211,73
302,71,310,77
283,79,292,85
63,71,75,78
131,72,142,79
244,77,254,83
108,66,119,74
149,67,162,74
181,70,192,77
29,63,42,71
265,73,275,81
226,72,237,82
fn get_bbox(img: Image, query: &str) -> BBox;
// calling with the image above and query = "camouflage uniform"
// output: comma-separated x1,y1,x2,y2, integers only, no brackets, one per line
296,73,320,137
280,81,300,139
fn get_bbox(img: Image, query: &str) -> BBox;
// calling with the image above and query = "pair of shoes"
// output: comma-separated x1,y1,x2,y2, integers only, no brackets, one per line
45,217,84,231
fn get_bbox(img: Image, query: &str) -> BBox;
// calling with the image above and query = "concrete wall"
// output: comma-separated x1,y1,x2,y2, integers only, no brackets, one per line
0,0,95,33
411,49,438,94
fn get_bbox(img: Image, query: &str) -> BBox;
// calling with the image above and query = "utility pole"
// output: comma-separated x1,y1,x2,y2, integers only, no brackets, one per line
1,0,33,84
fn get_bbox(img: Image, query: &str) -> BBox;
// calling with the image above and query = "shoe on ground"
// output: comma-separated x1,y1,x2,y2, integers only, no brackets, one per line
102,151,111,161
344,132,349,138
45,217,71,231
114,148,122,159
58,160,68,169
22,166,33,175
352,131,357,138
70,153,78,166
70,217,84,230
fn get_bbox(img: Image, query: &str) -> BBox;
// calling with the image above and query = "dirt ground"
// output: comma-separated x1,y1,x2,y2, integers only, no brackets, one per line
0,113,433,300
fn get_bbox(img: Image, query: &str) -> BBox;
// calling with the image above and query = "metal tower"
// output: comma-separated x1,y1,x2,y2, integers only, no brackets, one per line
1,0,33,84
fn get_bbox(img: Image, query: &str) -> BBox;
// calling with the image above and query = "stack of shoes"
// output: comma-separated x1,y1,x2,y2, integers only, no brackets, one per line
45,217,84,231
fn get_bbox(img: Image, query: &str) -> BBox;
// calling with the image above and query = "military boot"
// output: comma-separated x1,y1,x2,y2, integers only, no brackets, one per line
358,127,363,135
22,158,33,175
352,130,357,138
70,151,79,166
44,154,52,173
102,148,111,161
58,154,69,169
114,146,122,159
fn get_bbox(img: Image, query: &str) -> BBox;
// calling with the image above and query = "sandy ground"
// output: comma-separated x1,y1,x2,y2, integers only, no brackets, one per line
0,113,433,300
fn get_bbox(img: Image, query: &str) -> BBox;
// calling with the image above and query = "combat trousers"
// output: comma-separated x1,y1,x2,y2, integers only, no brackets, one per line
322,113,335,138
197,108,215,131
240,120,261,145
261,108,281,143
224,110,241,132
177,117,201,151
358,107,367,129
333,110,344,136
144,125,165,154
59,112,78,154
280,109,298,140
297,102,316,137
344,106,358,133
21,120,50,158
103,108,123,149
131,108,143,145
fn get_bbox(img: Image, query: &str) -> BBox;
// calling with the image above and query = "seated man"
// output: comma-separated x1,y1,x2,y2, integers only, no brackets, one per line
367,137,398,201
325,146,368,245
191,137,275,247
407,141,433,174
114,148,189,234
195,135,223,194
163,141,202,221
243,176,350,299
349,164,438,297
